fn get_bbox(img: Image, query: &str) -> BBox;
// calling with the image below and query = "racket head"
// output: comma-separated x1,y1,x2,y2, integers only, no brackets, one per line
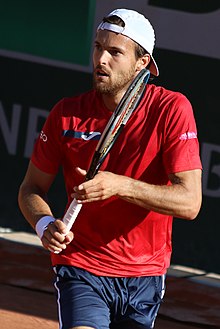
97,69,150,150
86,68,150,180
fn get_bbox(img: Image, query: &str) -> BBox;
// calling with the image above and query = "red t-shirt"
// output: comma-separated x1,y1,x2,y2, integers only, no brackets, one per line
31,84,202,276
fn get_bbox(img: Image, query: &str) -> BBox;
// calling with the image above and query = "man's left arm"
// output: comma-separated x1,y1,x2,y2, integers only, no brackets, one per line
72,167,202,220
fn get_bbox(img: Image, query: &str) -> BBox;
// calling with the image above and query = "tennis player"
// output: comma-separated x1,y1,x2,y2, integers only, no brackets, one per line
18,8,202,329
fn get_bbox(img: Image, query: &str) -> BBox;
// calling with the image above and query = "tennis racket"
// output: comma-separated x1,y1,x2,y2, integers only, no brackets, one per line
62,68,150,232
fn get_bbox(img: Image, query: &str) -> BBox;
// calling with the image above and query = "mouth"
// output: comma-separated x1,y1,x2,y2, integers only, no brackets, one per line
95,68,109,78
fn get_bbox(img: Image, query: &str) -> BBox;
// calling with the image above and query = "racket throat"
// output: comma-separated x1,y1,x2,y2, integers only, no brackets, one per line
86,151,103,180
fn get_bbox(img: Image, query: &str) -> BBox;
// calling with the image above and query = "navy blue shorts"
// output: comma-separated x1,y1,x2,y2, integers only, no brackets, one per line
54,266,166,329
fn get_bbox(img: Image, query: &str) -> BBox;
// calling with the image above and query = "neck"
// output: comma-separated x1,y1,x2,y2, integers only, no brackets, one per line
101,90,126,112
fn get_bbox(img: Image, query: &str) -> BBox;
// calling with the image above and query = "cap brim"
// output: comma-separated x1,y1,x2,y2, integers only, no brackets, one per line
149,56,159,77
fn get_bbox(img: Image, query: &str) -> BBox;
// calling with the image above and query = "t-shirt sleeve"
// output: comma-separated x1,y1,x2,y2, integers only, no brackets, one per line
162,94,202,174
31,99,63,174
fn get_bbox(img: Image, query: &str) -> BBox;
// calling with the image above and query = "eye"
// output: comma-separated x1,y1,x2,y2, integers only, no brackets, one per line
110,49,121,56
94,43,102,52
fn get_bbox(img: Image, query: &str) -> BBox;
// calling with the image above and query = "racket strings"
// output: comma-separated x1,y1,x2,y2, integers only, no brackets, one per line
88,69,150,173
100,81,145,156
96,71,149,154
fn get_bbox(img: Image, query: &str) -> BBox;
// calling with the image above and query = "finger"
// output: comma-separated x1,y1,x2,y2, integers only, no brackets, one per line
41,234,66,253
72,190,104,203
53,219,69,236
48,242,66,253
42,226,65,245
63,231,74,244
43,229,74,250
48,231,74,253
75,177,102,193
43,221,65,241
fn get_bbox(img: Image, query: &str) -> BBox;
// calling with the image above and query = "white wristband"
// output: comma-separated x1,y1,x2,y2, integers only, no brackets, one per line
35,216,55,239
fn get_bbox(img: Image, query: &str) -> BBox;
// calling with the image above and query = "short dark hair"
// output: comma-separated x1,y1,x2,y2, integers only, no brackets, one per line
102,15,148,60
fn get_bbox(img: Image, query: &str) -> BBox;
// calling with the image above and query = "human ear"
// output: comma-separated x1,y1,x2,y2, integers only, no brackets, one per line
136,54,151,71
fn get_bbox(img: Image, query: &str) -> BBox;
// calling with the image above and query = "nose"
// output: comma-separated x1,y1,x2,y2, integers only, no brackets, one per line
96,49,109,65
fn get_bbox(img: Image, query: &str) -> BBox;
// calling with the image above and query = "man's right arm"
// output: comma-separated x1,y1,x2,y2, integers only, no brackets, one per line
18,161,73,252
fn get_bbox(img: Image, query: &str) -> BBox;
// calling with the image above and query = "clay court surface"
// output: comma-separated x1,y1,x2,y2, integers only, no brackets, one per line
1,231,220,329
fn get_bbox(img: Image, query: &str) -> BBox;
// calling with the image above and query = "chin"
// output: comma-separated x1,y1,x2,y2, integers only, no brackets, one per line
94,82,109,94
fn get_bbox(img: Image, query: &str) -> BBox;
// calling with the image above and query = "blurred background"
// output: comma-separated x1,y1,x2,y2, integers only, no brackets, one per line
0,0,220,274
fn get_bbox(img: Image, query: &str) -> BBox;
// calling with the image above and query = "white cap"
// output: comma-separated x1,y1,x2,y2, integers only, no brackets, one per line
97,8,159,76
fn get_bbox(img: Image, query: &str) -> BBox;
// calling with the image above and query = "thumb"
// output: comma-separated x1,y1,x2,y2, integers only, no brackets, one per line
75,167,87,177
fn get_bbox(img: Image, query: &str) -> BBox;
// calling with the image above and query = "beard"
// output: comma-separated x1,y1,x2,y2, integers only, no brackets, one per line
93,66,137,96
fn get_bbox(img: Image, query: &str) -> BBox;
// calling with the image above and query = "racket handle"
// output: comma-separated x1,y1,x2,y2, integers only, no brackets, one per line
62,199,82,232
53,200,81,254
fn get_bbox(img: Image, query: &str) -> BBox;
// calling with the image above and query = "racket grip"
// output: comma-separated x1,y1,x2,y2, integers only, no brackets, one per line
62,199,82,232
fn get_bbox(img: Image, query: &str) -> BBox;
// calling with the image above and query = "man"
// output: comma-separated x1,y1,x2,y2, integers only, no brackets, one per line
18,8,202,329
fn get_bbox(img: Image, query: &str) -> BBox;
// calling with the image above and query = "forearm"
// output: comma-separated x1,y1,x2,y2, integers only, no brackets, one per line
116,172,201,220
18,184,54,230
18,162,74,252
117,178,187,217
73,168,202,220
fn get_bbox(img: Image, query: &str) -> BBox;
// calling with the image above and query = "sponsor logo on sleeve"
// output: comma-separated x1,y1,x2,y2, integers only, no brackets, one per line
40,130,48,142
179,131,197,140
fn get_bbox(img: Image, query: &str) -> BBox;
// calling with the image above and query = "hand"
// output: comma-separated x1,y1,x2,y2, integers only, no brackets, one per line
72,167,122,203
41,219,74,253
